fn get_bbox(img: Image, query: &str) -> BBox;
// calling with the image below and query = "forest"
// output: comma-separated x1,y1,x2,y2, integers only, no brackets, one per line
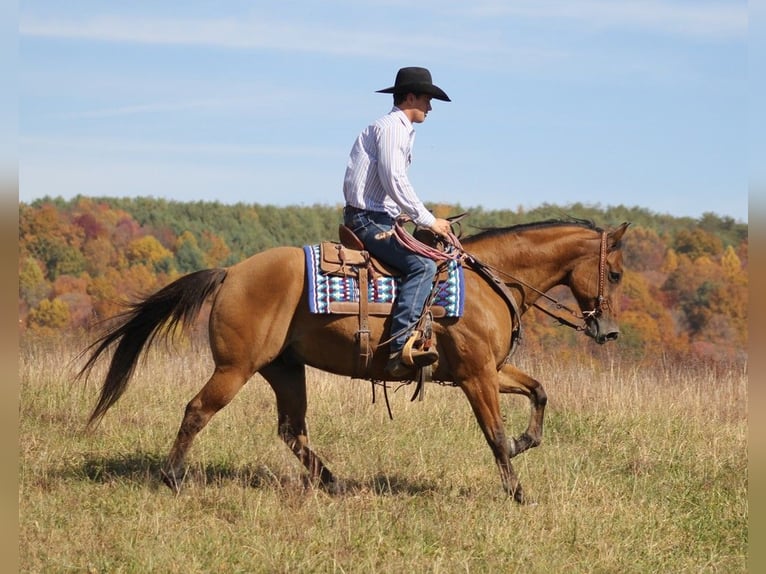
18,195,748,365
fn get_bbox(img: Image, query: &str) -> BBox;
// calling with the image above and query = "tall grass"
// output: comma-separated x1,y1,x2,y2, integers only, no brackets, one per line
19,339,747,573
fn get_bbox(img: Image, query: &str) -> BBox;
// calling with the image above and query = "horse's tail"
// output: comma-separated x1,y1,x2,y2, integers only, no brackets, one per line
78,268,228,427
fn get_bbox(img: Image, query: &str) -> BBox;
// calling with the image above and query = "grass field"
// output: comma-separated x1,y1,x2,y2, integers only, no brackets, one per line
19,340,747,573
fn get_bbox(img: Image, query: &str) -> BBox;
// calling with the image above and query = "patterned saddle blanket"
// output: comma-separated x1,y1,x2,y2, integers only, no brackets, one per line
303,243,465,317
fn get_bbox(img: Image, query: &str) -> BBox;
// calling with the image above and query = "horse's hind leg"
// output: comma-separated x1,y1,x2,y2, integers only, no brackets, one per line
260,359,340,493
162,366,249,492
497,363,547,458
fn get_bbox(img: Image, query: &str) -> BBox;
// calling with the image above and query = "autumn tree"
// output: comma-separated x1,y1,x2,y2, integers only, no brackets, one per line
19,257,49,308
619,270,686,359
126,235,175,274
17,196,748,366
673,227,723,260
19,203,87,279
199,231,231,268
623,226,666,273
175,231,206,273
28,298,70,335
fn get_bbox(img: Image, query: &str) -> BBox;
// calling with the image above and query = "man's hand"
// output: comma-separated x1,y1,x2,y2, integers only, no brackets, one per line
429,218,453,238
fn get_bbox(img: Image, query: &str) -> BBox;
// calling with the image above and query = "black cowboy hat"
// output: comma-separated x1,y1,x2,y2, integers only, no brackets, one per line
376,67,451,102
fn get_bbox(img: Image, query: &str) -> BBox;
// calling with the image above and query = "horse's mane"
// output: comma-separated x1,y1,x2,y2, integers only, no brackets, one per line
462,216,602,243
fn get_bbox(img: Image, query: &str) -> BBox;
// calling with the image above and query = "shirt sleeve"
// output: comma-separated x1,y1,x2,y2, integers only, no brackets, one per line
375,121,436,228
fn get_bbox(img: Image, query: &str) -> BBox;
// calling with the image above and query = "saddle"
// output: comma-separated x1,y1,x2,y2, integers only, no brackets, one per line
316,214,522,389
322,224,454,377
318,230,451,311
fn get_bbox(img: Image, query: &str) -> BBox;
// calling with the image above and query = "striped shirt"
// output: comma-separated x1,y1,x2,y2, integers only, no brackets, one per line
343,107,436,228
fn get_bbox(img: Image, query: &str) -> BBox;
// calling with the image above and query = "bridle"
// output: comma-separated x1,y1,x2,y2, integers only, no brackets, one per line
525,229,610,332
394,220,611,334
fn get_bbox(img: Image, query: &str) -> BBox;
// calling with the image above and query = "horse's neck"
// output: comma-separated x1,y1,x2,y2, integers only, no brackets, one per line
467,228,589,307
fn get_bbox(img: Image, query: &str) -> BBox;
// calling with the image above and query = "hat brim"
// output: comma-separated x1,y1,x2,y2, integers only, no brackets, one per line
376,83,451,102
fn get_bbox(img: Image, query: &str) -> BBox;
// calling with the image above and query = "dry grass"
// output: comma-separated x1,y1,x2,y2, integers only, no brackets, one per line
19,339,747,573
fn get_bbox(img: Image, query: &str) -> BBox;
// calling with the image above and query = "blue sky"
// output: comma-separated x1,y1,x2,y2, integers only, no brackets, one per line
18,1,749,222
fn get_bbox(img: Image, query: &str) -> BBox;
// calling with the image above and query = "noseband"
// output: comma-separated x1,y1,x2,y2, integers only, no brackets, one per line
529,230,609,331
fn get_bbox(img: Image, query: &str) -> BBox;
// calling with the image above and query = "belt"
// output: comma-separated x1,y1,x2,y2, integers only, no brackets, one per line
343,205,390,217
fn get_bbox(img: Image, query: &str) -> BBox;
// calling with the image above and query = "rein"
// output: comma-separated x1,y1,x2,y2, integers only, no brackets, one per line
392,218,464,261
474,230,610,332
393,219,610,334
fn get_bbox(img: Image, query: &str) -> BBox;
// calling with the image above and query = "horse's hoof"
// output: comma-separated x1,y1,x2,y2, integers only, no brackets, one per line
322,477,347,496
517,492,538,506
161,469,183,494
511,486,526,504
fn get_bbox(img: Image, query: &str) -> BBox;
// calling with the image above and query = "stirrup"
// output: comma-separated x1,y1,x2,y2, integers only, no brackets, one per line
401,329,437,367
400,330,422,366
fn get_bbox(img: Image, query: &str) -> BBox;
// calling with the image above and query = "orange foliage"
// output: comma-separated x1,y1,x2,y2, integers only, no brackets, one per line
17,200,748,366
82,236,119,273
200,231,231,267
28,298,70,333
126,235,174,270
624,226,666,272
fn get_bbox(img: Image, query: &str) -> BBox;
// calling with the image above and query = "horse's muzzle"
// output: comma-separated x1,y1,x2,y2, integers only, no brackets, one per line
586,317,619,344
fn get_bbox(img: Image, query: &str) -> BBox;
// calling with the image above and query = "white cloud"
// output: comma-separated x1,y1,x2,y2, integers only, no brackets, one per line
59,99,248,119
20,135,342,159
19,14,460,58
462,0,746,40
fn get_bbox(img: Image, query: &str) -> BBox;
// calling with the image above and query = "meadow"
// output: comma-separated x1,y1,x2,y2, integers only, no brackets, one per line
19,340,747,573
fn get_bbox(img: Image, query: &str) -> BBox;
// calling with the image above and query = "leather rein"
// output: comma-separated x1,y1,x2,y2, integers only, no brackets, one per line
395,219,610,337
502,229,610,332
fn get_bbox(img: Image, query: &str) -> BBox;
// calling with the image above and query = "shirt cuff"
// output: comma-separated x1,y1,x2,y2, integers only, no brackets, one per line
413,210,436,228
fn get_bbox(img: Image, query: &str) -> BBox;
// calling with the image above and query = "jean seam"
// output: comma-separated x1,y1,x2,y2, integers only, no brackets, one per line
343,211,437,353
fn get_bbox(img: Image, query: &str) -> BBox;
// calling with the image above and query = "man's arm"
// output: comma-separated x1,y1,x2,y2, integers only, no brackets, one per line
376,123,436,228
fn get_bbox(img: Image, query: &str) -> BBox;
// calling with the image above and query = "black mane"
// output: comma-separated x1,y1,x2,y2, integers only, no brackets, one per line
462,216,602,243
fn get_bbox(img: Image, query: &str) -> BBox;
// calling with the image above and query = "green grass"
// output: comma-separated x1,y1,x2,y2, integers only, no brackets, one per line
19,341,747,573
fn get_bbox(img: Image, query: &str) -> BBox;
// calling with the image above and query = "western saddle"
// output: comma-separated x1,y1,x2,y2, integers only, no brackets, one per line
319,224,450,379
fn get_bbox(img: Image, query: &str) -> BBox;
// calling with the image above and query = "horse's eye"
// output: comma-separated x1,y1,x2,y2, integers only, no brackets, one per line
608,270,622,284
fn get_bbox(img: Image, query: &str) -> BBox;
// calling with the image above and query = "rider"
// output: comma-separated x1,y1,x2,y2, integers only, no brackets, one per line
342,66,453,377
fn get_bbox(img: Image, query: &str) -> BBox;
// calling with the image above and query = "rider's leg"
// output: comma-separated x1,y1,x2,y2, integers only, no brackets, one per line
344,209,438,372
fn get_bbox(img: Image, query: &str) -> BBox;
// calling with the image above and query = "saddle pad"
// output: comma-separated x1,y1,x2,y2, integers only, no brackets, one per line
303,244,464,317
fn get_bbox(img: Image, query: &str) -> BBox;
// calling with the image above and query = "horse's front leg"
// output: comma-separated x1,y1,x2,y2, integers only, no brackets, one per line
460,369,525,503
497,363,547,458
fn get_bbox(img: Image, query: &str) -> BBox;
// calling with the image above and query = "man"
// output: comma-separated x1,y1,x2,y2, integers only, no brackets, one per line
342,66,453,377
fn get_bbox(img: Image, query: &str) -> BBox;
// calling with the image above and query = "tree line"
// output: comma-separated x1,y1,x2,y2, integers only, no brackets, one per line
19,195,748,365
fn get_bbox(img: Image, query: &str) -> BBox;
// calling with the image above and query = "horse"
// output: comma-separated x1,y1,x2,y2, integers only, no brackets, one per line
78,218,629,503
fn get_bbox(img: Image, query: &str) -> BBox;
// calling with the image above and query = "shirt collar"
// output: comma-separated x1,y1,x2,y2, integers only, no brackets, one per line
391,106,414,133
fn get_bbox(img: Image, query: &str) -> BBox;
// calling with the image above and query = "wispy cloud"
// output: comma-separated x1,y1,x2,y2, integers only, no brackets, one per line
462,0,746,40
19,14,462,58
19,1,744,74
59,98,249,119
20,134,342,159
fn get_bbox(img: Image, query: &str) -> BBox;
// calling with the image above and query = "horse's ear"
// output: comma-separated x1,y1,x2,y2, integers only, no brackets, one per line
608,222,630,250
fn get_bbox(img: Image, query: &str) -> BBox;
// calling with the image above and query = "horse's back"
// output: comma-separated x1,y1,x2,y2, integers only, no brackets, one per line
222,245,306,307
208,246,307,365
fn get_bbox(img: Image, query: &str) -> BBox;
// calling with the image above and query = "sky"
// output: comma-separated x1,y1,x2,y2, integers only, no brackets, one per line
18,1,750,222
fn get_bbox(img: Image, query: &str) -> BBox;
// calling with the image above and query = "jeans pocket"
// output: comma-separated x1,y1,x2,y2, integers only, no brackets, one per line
347,218,369,235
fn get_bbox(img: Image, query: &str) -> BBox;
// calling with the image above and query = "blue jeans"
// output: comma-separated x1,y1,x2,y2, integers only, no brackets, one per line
344,207,438,354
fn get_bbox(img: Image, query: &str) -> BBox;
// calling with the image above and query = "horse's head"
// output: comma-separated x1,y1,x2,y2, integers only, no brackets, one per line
568,222,630,344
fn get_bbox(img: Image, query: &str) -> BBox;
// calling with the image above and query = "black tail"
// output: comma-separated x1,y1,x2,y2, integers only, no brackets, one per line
78,268,228,427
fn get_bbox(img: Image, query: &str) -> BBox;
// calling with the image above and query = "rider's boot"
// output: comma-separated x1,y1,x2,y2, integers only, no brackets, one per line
384,331,438,378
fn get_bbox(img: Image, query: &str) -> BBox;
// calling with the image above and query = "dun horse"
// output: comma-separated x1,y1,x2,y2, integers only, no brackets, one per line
79,218,629,503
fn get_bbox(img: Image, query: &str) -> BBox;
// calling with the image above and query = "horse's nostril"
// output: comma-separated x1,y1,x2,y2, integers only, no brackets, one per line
596,331,619,344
